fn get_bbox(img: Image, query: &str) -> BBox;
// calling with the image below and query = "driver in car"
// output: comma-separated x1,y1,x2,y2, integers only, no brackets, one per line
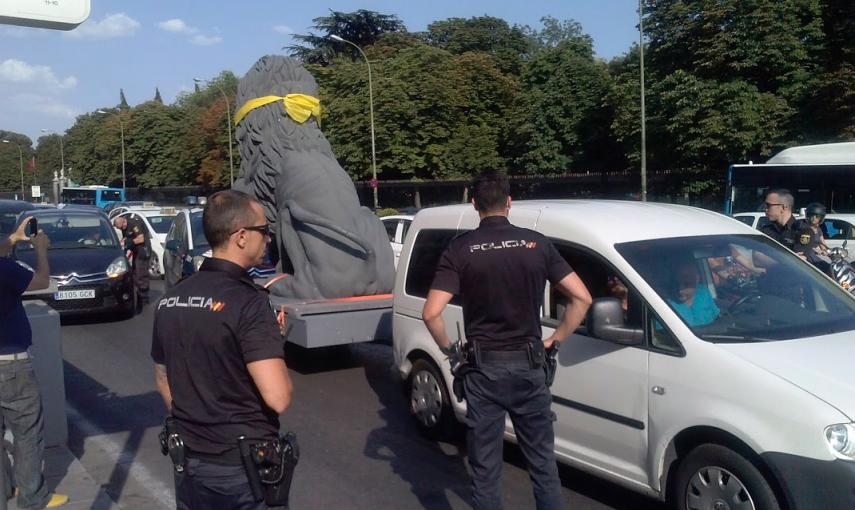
667,262,720,327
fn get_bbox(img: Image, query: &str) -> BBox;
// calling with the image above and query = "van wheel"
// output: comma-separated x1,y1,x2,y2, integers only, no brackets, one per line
408,358,455,439
670,444,780,510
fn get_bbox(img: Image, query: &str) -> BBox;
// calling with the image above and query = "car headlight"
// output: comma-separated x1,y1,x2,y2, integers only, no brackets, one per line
825,423,855,460
106,256,129,278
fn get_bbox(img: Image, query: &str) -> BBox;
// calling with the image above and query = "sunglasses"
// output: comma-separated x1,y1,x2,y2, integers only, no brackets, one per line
763,202,784,209
230,224,271,236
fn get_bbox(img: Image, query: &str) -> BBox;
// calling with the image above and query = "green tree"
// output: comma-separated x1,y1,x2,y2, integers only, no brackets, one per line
0,132,33,193
34,134,64,186
424,16,529,74
288,9,406,65
64,110,123,186
518,42,615,173
521,16,594,58
649,72,794,192
126,101,185,186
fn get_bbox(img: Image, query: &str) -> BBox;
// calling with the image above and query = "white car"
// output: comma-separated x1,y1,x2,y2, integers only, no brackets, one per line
117,207,178,278
381,215,413,267
394,200,855,510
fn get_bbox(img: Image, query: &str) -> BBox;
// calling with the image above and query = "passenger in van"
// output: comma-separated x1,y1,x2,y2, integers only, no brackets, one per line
667,262,719,327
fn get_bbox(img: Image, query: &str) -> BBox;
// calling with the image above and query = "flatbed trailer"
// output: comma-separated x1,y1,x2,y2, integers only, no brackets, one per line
268,293,393,348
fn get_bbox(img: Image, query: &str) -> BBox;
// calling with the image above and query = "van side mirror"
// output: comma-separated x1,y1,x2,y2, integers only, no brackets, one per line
587,298,644,346
165,239,180,252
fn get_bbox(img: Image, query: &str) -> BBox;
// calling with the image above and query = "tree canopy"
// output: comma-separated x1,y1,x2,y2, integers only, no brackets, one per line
1,6,851,201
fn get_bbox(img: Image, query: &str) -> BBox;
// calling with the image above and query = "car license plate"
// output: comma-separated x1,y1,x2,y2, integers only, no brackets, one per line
54,289,95,300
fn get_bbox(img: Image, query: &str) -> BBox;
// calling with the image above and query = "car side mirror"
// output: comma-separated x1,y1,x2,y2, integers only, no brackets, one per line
587,298,644,346
165,239,180,252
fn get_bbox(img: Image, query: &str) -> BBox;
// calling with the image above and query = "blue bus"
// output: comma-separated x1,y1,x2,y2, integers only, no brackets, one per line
60,186,125,208
725,142,855,214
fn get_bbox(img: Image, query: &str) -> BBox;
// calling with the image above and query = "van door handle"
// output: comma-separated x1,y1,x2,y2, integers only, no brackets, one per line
652,386,665,395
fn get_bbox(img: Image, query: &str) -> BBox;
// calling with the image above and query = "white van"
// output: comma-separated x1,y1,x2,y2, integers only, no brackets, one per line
393,200,855,509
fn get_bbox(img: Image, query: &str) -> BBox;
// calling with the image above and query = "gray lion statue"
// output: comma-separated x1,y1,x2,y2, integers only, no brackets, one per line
232,55,395,299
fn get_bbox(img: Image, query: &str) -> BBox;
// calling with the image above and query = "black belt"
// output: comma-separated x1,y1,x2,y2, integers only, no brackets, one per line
186,447,243,466
478,349,531,364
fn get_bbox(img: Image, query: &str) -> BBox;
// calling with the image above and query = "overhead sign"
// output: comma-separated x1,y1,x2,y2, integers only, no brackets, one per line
31,185,41,198
0,0,90,31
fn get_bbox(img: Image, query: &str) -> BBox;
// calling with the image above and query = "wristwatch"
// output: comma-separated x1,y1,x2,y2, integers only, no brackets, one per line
440,345,453,355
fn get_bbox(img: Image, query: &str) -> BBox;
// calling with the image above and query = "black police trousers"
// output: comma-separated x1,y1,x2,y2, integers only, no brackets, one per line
175,457,285,510
132,249,150,303
464,358,564,510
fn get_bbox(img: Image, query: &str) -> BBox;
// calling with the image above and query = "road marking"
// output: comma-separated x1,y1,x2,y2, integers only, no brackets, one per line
66,404,175,509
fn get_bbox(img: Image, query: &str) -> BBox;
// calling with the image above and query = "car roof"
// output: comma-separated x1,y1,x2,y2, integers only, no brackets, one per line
31,208,107,218
0,199,36,212
415,200,755,244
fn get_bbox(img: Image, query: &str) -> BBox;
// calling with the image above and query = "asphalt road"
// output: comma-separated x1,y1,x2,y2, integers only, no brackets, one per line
60,280,666,510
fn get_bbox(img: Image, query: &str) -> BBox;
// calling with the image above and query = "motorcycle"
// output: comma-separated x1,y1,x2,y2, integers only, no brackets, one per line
825,241,855,293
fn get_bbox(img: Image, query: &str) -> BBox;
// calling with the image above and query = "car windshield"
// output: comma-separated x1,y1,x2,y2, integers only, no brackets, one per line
18,214,117,250
616,234,855,342
190,213,209,250
146,215,174,234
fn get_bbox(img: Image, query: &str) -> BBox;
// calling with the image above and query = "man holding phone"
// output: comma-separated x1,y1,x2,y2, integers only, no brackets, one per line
0,217,68,508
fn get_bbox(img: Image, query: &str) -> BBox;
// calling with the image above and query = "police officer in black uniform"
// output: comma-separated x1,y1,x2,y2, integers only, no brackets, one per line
151,190,293,509
113,213,151,306
423,170,592,510
758,188,808,252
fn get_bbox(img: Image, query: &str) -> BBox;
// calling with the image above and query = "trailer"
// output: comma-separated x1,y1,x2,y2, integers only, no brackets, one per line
269,293,393,348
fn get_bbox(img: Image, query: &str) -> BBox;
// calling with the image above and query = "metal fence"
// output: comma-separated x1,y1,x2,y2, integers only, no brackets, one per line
0,170,725,212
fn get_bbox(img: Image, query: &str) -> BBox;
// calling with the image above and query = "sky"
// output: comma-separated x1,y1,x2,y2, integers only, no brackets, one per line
1,0,640,145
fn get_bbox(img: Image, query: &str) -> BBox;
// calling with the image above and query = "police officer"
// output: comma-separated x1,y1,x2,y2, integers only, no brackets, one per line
758,188,807,252
113,213,151,306
151,190,293,509
422,170,592,510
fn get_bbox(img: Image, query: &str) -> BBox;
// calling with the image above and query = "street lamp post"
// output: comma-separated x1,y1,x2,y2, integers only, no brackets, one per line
194,78,235,186
40,129,64,179
96,110,126,191
639,0,648,202
330,34,379,210
2,140,24,197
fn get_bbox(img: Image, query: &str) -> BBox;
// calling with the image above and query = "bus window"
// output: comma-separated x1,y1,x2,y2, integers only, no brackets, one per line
61,188,96,205
99,189,122,204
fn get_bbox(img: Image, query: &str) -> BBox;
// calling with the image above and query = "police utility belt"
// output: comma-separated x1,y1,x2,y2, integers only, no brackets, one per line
159,417,299,507
449,339,560,403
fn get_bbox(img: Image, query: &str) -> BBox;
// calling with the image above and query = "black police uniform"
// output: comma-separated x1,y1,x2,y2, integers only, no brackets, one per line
151,258,285,510
759,215,807,252
122,214,151,304
431,215,573,510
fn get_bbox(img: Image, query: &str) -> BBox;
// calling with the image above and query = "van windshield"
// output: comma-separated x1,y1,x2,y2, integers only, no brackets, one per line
616,235,855,342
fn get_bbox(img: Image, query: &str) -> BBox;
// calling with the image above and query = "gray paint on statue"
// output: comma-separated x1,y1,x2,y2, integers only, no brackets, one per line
233,55,395,299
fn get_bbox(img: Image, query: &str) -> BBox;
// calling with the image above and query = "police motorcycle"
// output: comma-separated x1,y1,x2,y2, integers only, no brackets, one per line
827,241,855,293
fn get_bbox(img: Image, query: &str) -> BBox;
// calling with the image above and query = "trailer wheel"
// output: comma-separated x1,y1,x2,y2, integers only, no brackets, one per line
408,358,455,439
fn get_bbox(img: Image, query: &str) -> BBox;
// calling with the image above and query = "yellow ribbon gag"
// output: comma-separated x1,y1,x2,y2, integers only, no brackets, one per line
233,94,321,127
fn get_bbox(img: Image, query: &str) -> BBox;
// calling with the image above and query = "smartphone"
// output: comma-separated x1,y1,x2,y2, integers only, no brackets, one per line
27,218,38,237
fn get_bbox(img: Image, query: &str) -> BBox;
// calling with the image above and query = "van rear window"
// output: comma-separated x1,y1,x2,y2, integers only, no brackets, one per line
405,229,459,299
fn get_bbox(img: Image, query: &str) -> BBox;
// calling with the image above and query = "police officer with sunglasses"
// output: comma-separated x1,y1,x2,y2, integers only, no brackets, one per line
152,190,293,509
